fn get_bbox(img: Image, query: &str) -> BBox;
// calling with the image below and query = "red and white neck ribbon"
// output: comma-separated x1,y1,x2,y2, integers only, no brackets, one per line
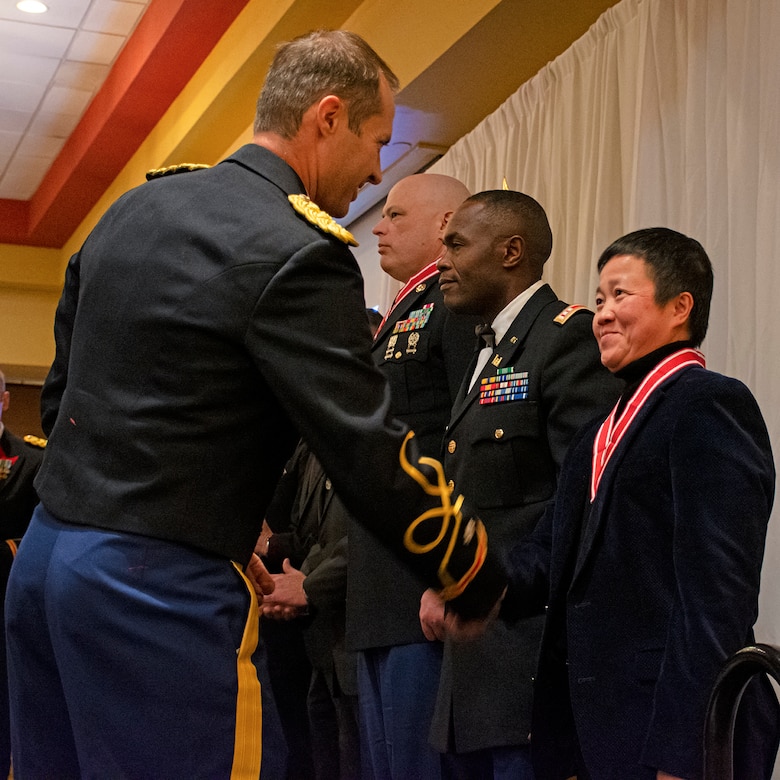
375,259,440,338
590,348,705,502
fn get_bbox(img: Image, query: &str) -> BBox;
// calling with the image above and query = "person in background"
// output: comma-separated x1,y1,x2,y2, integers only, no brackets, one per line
5,30,504,778
347,173,476,780
258,309,383,780
0,367,45,780
454,227,780,779
0,368,44,537
425,190,622,779
260,439,360,780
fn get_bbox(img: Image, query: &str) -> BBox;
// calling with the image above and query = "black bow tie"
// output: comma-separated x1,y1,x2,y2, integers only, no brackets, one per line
475,323,495,349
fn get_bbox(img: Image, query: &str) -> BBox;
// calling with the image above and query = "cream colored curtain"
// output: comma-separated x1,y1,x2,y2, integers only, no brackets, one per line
430,0,780,645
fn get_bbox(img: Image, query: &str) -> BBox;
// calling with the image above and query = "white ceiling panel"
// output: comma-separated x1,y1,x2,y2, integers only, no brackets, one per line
0,19,75,58
0,51,60,84
0,129,23,160
39,84,92,116
0,0,91,26
27,108,81,138
0,0,152,200
54,60,110,91
0,79,47,113
0,155,50,199
83,1,145,36
0,107,32,133
16,132,66,159
68,29,125,64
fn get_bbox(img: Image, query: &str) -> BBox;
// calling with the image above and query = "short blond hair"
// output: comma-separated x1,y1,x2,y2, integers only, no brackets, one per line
254,29,399,139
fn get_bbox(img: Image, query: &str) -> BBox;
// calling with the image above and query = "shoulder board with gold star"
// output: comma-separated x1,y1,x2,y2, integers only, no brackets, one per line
23,435,47,448
553,304,589,325
288,194,358,247
145,163,211,181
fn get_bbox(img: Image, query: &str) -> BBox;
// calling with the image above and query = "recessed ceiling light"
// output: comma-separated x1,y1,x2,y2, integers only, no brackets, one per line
17,0,48,13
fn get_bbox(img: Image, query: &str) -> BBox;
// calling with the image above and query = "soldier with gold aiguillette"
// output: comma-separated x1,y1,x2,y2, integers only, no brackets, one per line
5,30,505,780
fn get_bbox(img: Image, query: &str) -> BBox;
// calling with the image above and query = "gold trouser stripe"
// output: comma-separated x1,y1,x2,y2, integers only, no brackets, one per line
230,562,262,779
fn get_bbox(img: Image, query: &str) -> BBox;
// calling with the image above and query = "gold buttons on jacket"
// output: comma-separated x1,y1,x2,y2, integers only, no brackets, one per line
447,440,456,453
447,480,455,490
494,428,505,439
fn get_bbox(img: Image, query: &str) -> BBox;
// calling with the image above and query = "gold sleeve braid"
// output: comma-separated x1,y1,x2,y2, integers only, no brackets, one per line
399,431,488,601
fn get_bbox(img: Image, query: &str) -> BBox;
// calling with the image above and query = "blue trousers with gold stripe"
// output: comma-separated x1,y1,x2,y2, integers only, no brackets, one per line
5,504,263,779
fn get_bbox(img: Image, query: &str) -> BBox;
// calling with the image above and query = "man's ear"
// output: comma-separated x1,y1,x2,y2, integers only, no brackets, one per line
438,210,455,235
315,94,346,136
502,234,525,268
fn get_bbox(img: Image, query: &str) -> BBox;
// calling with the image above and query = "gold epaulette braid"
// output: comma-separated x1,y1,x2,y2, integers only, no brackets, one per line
145,163,211,181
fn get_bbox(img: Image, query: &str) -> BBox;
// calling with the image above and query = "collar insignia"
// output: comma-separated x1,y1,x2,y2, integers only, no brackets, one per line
288,195,358,246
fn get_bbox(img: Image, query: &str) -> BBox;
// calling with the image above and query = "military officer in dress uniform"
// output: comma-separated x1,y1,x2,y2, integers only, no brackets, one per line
347,173,476,780
421,190,622,779
0,367,45,780
0,369,44,537
5,31,505,779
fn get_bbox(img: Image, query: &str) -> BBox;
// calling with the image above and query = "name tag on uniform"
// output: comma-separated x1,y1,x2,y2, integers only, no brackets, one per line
393,303,434,333
479,368,529,405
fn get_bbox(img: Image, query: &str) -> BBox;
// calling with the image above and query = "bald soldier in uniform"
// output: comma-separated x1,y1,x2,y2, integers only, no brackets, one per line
347,173,476,779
